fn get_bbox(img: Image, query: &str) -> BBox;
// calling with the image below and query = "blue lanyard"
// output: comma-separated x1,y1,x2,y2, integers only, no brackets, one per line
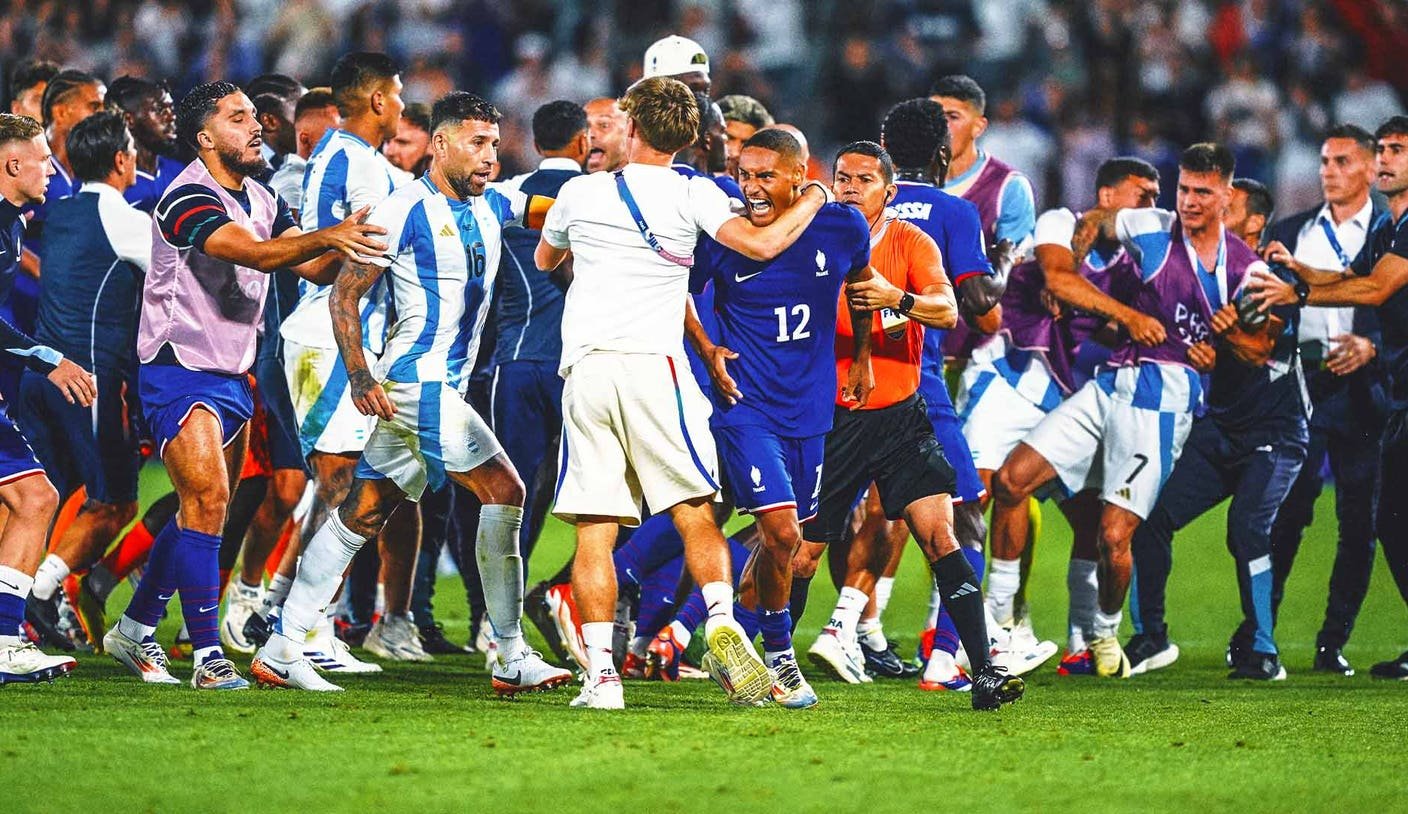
613,170,693,267
1318,217,1352,267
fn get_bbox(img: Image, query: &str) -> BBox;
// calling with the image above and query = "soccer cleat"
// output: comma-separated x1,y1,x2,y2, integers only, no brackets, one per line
1225,621,1254,669
808,628,872,684
970,662,1025,710
418,622,472,655
1229,651,1287,681
768,652,818,709
705,619,772,704
305,620,383,674
915,626,937,664
220,582,263,655
646,625,688,681
103,627,180,684
1126,633,1180,676
861,640,920,679
700,652,767,707
1313,645,1354,676
24,593,73,652
990,618,1058,677
570,670,625,709
190,657,250,690
492,648,574,697
1370,651,1408,680
1056,649,1095,676
364,614,434,662
1090,635,1132,678
243,608,275,648
167,623,192,662
918,650,972,692
252,649,344,692
76,571,114,652
545,583,589,671
524,581,570,665
0,641,77,684
622,651,648,679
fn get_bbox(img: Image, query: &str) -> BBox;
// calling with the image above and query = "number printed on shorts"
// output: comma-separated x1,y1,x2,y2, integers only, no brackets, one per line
773,304,812,342
1124,453,1149,485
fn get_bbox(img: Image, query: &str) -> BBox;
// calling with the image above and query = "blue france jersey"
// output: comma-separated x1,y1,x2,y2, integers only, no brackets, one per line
368,177,523,393
124,154,185,213
691,202,869,437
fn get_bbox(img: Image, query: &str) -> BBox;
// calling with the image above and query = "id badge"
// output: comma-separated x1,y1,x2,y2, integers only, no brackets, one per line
879,307,909,336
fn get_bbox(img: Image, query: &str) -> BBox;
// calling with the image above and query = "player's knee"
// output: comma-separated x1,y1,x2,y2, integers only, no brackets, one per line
182,482,231,532
472,460,525,507
272,475,306,515
83,498,138,532
762,522,803,560
991,464,1031,508
8,476,59,522
1098,517,1138,559
338,500,388,540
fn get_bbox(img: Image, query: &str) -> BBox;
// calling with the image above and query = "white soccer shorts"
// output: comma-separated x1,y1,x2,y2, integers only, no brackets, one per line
553,352,721,527
357,380,503,501
956,356,1059,472
283,338,376,458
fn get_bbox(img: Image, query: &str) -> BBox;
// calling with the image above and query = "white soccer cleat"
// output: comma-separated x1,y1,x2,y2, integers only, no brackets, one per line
305,618,382,674
807,628,872,685
492,647,574,697
919,650,973,692
103,627,180,684
252,646,344,692
220,581,263,654
703,619,773,703
989,617,1059,677
545,584,589,671
569,670,625,709
768,652,818,709
0,640,77,684
364,613,434,662
190,656,250,690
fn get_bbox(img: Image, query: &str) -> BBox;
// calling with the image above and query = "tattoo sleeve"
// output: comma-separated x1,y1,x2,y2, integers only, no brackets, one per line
330,259,386,379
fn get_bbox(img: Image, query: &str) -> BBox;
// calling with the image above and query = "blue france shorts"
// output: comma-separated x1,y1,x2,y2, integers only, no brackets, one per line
713,423,825,521
139,362,254,458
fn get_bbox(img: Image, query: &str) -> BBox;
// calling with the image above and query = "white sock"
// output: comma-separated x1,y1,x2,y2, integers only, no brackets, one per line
1093,608,1122,640
986,558,1021,625
582,621,615,678
263,572,294,614
194,645,222,665
279,513,367,642
668,620,692,649
874,576,896,619
234,579,262,600
476,504,525,658
30,553,69,601
925,585,943,628
700,581,735,624
827,586,868,639
117,614,156,642
1066,558,1099,652
857,617,887,650
764,646,795,665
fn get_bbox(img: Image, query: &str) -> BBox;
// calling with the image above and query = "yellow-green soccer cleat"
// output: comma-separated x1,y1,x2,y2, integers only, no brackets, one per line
1090,635,1132,678
704,620,772,704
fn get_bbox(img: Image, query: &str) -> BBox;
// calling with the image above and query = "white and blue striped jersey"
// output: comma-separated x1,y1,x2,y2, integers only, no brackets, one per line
366,176,525,393
280,129,411,352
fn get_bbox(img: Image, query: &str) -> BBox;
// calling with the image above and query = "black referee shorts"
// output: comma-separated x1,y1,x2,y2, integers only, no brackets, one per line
803,393,957,544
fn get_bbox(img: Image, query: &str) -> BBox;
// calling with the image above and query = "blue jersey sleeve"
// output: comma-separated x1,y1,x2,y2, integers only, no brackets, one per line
996,174,1036,247
156,184,232,251
690,236,719,294
948,199,993,284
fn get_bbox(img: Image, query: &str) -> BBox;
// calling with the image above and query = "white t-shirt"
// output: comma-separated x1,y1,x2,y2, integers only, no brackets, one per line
542,164,736,376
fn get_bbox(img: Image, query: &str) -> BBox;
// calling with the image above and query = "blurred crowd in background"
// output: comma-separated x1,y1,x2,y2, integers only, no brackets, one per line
2,0,1405,215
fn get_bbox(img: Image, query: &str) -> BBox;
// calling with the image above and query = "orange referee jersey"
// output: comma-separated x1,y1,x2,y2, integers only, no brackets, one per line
834,216,947,409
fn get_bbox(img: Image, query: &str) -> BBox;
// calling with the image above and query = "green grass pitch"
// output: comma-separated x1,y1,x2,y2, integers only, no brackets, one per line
2,465,1405,813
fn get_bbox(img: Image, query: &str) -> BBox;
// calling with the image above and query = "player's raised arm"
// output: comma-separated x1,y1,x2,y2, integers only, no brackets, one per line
713,181,830,261
1037,207,1165,346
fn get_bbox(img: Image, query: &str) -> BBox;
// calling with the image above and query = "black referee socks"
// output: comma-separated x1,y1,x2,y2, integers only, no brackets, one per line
931,550,991,672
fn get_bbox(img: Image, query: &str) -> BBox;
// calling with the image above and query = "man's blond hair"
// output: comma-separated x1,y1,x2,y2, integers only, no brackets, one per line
619,77,698,155
0,113,43,147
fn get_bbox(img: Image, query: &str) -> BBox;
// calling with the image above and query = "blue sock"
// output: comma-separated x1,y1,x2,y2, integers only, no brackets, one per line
0,593,23,637
122,519,182,629
759,608,793,654
173,528,224,660
962,546,985,582
788,575,812,628
734,603,759,640
676,590,707,635
1249,556,1276,654
636,555,683,637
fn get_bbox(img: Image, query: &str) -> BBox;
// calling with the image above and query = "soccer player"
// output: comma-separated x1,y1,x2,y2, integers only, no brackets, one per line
796,140,1022,710
535,76,832,709
1226,178,1273,249
246,73,306,178
102,80,387,690
583,97,628,173
384,102,431,176
1264,125,1385,676
1248,115,1408,680
17,112,149,647
7,60,58,123
269,52,423,662
253,91,571,696
106,76,182,213
0,113,96,684
991,143,1265,678
717,94,773,178
687,127,872,708
642,34,712,95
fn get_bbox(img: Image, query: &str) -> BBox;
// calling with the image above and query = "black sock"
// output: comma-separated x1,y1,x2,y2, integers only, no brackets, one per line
931,550,990,671
788,575,812,630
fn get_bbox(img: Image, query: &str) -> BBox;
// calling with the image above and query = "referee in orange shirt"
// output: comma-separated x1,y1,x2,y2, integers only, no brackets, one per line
798,141,1023,710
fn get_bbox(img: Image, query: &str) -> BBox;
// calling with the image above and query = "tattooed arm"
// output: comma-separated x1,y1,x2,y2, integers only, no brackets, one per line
331,258,394,420
1037,234,1166,347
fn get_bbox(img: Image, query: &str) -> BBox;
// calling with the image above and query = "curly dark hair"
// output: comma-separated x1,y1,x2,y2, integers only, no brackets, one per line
881,98,949,170
176,80,242,149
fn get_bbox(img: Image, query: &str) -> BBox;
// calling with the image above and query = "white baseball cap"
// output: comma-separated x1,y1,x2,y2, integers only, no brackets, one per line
642,35,710,79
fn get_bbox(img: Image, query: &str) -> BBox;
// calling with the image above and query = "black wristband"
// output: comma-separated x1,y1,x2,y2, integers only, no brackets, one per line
1294,280,1310,308
897,292,916,314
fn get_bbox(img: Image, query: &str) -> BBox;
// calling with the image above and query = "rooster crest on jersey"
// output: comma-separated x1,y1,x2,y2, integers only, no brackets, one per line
815,250,829,276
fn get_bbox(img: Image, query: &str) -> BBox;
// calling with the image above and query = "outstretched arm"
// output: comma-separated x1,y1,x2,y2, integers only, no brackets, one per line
202,206,387,277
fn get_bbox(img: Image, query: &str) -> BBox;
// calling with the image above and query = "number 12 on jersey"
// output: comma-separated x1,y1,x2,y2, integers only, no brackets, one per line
773,304,812,342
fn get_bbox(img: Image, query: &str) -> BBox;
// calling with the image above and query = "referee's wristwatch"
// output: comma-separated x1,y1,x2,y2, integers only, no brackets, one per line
896,292,916,315
1293,280,1311,308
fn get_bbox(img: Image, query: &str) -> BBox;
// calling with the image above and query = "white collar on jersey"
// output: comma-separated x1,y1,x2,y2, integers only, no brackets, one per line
537,157,583,172
79,181,127,199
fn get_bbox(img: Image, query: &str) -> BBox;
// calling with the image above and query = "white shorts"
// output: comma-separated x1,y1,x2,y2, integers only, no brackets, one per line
956,354,1060,472
356,381,503,501
1023,367,1195,519
283,339,376,458
553,353,720,527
